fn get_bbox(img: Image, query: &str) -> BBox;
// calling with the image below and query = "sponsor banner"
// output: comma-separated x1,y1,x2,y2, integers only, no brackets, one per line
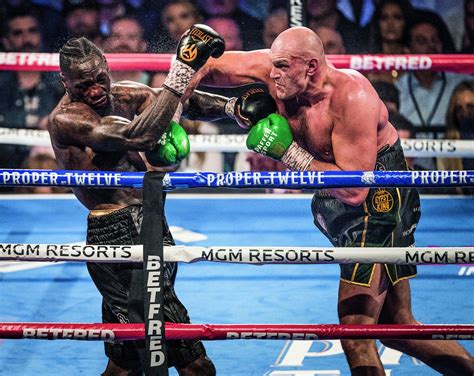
0,129,473,158
1,244,473,264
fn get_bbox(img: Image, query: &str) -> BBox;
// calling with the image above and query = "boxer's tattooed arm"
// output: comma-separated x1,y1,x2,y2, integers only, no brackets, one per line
183,90,229,121
151,87,228,121
51,87,180,152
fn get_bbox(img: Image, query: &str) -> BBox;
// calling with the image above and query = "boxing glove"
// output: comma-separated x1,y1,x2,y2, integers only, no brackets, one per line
226,88,278,129
164,24,225,97
246,114,314,171
176,24,225,71
145,121,190,166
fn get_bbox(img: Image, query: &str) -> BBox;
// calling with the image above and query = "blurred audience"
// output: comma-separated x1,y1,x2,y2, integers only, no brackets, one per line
0,8,63,169
462,0,474,53
61,0,102,47
367,0,413,83
395,11,471,170
313,26,346,54
206,17,243,51
151,0,202,87
198,0,263,50
103,15,151,84
337,0,375,28
396,12,470,129
262,8,288,48
438,80,474,173
307,0,369,53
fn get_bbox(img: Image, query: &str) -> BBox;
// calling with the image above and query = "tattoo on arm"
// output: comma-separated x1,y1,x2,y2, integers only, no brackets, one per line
182,90,229,121
125,88,180,140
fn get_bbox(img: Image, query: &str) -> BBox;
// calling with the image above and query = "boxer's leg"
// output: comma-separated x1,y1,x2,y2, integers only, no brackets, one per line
379,279,474,376
338,264,390,375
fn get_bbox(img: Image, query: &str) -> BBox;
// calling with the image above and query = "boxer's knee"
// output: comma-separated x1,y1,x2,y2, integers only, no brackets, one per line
341,339,378,361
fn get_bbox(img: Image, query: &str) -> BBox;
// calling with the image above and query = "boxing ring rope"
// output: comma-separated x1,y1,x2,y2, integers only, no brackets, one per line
2,127,474,158
0,168,472,189
1,243,473,265
1,53,473,74
1,323,473,341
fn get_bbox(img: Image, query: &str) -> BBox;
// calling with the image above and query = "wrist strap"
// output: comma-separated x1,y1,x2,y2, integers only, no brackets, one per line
281,141,314,171
225,97,237,119
163,60,196,97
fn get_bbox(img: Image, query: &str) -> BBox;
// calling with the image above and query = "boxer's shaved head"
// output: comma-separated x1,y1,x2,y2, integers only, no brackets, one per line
271,26,324,60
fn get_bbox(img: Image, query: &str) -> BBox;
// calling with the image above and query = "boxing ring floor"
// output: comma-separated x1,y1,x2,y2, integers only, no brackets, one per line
0,194,472,376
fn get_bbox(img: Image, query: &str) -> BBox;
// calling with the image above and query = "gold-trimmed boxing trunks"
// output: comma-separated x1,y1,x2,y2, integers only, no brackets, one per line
311,138,421,286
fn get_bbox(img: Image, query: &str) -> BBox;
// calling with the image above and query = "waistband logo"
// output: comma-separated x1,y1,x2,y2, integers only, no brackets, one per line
372,189,394,212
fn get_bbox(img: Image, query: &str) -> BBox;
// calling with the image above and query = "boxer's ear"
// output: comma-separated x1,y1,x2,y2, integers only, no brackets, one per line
307,58,318,76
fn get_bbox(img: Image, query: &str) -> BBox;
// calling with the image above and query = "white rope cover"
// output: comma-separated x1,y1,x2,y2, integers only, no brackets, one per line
1,127,473,158
1,243,473,264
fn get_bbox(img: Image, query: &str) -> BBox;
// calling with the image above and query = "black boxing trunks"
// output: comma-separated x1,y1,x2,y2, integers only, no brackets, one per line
86,204,207,370
311,139,420,286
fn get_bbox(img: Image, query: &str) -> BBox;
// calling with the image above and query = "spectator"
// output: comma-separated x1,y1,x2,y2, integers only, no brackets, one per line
0,8,63,169
367,0,413,83
438,80,474,174
462,0,474,53
103,16,151,84
61,0,102,47
313,26,346,54
206,17,243,51
0,0,65,52
262,8,288,48
395,11,471,169
151,0,202,86
159,0,203,51
198,0,263,50
307,0,369,53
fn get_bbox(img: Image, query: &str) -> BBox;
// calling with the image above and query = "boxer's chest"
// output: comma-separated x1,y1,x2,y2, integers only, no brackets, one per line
285,101,335,162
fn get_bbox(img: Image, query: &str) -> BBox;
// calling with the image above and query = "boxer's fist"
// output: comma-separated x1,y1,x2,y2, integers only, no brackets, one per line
146,121,190,166
226,88,277,129
246,113,293,159
247,114,314,171
177,24,225,71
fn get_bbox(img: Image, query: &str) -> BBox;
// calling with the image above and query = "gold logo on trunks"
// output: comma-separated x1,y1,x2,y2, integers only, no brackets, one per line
180,44,197,62
375,162,386,171
372,189,394,212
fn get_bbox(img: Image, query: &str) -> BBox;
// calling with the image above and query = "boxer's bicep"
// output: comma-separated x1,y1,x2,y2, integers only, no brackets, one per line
332,93,379,172
186,50,272,96
52,107,135,152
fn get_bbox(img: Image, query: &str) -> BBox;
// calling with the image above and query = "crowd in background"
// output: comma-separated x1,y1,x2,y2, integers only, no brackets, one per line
0,0,473,194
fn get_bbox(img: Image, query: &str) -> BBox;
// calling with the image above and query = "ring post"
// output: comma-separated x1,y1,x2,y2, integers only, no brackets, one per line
128,171,168,375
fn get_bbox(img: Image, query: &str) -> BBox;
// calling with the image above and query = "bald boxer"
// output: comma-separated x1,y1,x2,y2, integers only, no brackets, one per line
48,25,226,375
188,27,474,376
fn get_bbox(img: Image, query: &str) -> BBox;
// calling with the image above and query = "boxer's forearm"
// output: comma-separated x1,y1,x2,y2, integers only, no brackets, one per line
307,160,370,206
182,90,229,121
